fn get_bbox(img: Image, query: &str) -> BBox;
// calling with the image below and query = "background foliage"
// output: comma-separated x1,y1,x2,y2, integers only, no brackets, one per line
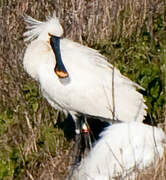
0,0,166,179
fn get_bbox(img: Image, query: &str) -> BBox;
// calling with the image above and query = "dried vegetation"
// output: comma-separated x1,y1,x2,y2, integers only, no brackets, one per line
0,0,166,179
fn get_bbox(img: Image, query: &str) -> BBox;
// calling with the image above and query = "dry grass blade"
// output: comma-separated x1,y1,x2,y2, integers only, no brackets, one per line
0,0,165,179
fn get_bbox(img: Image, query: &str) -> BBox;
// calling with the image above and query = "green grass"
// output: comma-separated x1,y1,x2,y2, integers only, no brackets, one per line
0,0,166,179
92,14,166,125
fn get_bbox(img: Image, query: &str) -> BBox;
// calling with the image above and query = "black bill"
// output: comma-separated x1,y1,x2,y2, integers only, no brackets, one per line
50,35,69,78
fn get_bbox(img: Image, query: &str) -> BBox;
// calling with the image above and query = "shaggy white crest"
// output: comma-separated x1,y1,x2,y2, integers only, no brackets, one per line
71,122,166,180
24,12,63,42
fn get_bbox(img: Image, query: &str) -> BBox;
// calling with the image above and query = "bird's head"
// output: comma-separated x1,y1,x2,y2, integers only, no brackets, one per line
24,13,69,79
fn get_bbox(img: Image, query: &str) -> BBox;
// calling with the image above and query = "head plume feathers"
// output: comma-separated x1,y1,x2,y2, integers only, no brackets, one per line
23,12,63,42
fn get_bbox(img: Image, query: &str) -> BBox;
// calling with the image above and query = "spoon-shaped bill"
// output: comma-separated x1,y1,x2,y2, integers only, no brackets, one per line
49,35,69,78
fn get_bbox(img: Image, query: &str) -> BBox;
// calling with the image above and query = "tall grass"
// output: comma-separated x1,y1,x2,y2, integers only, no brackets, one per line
0,0,166,179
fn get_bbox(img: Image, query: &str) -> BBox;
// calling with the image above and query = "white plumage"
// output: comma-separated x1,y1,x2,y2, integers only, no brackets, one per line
23,14,147,124
71,122,166,180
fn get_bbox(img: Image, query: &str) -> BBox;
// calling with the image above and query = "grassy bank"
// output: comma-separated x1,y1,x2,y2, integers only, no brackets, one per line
0,0,166,179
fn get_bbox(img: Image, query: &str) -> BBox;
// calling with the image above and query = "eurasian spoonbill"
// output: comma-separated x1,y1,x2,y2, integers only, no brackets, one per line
71,122,166,180
23,13,147,133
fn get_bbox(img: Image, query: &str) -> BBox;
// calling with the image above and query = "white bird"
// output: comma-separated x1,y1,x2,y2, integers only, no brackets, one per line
23,13,147,132
71,122,166,180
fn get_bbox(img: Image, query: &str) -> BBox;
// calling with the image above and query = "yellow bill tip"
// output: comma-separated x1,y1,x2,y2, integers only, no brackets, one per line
55,70,68,78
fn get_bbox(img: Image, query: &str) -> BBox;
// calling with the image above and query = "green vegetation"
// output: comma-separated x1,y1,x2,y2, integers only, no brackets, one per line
0,0,166,179
93,18,166,124
0,80,72,179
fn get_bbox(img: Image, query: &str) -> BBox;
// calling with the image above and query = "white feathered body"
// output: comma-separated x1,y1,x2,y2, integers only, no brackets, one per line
72,122,166,180
23,15,146,122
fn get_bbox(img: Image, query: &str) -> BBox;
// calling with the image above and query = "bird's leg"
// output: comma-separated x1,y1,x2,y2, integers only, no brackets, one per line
81,116,92,152
73,118,82,163
68,117,82,179
72,116,93,162
68,114,93,179
68,112,83,165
